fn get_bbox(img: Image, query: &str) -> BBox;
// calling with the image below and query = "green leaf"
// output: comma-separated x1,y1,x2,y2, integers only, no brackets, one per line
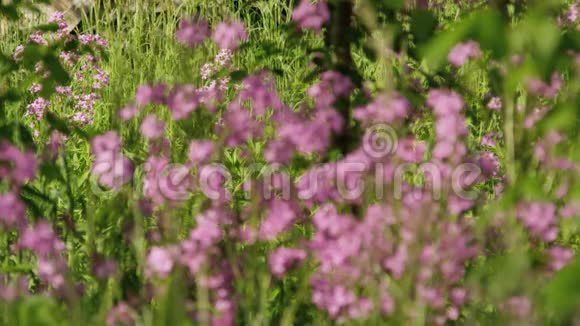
44,53,70,85
0,52,18,71
517,175,549,201
361,44,377,62
17,296,64,326
45,111,71,135
543,258,580,318
468,10,508,60
34,22,59,33
538,103,578,136
509,12,561,80
0,123,14,141
230,70,248,82
0,89,20,108
411,10,437,46
73,126,90,140
20,184,53,204
44,111,89,139
421,31,462,69
531,20,561,62
20,194,44,220
560,30,580,53
421,9,507,70
368,0,405,10
21,44,47,69
0,4,19,20
17,123,35,149
270,68,283,77
528,20,561,79
0,122,34,149
77,170,91,189
39,161,65,182
469,252,530,301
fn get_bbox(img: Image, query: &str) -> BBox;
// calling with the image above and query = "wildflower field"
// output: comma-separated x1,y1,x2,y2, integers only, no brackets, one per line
1,0,580,324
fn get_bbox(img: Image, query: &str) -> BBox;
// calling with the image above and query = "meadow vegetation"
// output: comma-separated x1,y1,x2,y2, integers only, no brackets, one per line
0,0,580,325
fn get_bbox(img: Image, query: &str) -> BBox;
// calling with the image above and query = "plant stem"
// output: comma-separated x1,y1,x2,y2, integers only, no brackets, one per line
329,0,355,155
504,90,516,183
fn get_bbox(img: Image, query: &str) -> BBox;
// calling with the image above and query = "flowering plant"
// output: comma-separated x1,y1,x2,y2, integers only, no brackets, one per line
1,0,580,325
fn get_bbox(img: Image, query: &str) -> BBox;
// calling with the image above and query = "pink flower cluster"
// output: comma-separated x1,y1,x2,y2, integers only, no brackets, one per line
533,131,576,171
269,248,307,278
0,275,28,301
121,25,245,124
213,21,248,50
526,73,562,99
560,1,580,29
263,71,351,163
176,16,210,48
0,141,37,185
142,155,192,207
176,16,248,50
83,10,580,323
353,92,410,125
0,139,73,298
516,201,575,271
90,131,134,189
448,40,482,67
0,192,26,229
0,141,38,229
307,71,353,108
106,302,137,326
17,11,109,135
199,49,234,107
303,193,477,324
145,205,236,322
487,96,502,111
110,22,250,215
2,4,580,325
427,89,468,163
292,0,330,33
259,198,301,240
18,221,69,291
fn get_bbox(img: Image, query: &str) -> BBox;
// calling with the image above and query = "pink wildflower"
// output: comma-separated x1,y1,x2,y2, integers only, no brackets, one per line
176,16,210,47
292,0,330,33
212,21,247,50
